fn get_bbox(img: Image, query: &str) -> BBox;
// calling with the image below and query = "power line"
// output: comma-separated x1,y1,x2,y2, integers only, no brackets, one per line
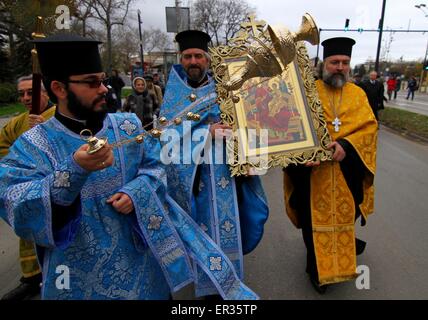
320,28,428,33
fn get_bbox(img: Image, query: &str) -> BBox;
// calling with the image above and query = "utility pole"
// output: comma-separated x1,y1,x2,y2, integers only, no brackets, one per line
137,9,144,67
175,0,181,33
375,0,387,73
419,39,428,92
175,0,181,63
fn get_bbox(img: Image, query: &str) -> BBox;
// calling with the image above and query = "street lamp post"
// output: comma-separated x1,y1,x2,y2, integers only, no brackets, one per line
415,4,428,92
137,9,144,68
375,0,387,73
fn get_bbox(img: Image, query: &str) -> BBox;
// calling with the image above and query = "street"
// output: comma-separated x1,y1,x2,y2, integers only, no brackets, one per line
241,126,428,299
385,90,428,116
1,124,427,299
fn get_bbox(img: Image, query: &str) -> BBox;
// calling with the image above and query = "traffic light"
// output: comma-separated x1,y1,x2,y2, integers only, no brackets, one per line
344,19,350,31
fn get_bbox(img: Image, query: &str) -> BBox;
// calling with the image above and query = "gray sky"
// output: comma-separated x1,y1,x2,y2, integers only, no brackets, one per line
136,0,428,66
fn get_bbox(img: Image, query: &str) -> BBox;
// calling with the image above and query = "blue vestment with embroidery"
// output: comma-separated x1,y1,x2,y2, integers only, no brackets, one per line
0,112,259,300
159,65,269,297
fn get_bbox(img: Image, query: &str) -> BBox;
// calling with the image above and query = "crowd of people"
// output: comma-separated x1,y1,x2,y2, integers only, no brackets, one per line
4,28,417,300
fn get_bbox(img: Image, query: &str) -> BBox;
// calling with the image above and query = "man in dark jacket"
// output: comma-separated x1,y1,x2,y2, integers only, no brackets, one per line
406,76,418,100
109,69,125,109
360,71,384,120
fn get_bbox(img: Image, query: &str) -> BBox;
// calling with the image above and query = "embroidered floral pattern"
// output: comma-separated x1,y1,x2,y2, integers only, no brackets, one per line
119,120,137,135
209,256,222,271
221,220,234,233
217,177,229,189
53,171,70,188
148,215,163,230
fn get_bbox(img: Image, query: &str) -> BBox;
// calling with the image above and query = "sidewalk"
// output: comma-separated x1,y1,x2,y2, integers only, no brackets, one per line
384,92,428,116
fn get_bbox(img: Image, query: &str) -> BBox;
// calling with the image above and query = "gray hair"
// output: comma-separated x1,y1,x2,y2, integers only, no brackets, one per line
17,75,46,91
180,51,211,62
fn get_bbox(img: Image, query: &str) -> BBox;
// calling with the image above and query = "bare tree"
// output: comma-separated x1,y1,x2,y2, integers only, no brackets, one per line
81,0,135,73
192,0,224,46
191,0,255,46
141,27,169,53
111,24,170,73
72,0,95,37
141,27,170,68
223,0,254,44
191,0,211,35
112,24,138,72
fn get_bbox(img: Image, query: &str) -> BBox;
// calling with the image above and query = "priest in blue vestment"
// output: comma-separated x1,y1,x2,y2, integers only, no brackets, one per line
0,34,258,300
159,30,270,298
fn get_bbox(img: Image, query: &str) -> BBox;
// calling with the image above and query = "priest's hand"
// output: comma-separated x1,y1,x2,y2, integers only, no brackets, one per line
305,160,320,167
28,114,45,128
73,143,114,172
328,141,346,162
107,192,134,214
209,123,232,139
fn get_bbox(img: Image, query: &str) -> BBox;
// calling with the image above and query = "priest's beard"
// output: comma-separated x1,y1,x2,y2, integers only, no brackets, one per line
185,64,208,83
67,90,107,123
323,69,349,88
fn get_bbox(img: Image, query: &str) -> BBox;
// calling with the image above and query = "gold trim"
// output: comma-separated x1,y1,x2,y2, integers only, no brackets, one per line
210,14,332,176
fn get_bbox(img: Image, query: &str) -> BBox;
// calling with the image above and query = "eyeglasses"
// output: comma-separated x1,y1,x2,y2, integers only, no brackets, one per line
67,77,109,88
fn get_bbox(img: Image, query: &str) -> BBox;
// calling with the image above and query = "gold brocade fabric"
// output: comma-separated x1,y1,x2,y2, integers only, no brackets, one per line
283,81,377,284
0,106,56,158
0,105,56,277
20,238,42,278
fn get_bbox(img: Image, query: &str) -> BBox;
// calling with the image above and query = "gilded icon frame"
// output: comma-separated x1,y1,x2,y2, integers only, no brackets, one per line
209,17,333,176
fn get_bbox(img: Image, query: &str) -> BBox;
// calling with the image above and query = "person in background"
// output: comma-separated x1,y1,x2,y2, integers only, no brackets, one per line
108,69,125,110
123,77,159,129
394,76,401,100
144,74,163,107
386,76,396,101
406,76,418,100
352,73,363,88
104,83,120,113
0,75,55,300
153,72,165,95
360,71,384,120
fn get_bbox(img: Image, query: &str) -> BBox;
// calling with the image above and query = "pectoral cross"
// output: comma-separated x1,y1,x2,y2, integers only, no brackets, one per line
332,117,342,132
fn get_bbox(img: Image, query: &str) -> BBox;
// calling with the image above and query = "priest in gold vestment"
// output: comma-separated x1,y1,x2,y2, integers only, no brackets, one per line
283,37,377,293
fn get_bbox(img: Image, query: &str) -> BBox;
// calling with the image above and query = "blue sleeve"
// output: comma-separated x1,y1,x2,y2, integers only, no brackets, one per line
0,135,89,248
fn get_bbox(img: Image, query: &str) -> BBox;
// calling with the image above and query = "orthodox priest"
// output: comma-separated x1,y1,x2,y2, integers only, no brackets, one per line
283,37,378,293
0,34,258,300
159,30,269,298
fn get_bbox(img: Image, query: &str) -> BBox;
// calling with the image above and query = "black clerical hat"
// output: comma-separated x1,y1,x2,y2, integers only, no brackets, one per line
34,33,103,80
175,30,211,52
321,37,356,59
